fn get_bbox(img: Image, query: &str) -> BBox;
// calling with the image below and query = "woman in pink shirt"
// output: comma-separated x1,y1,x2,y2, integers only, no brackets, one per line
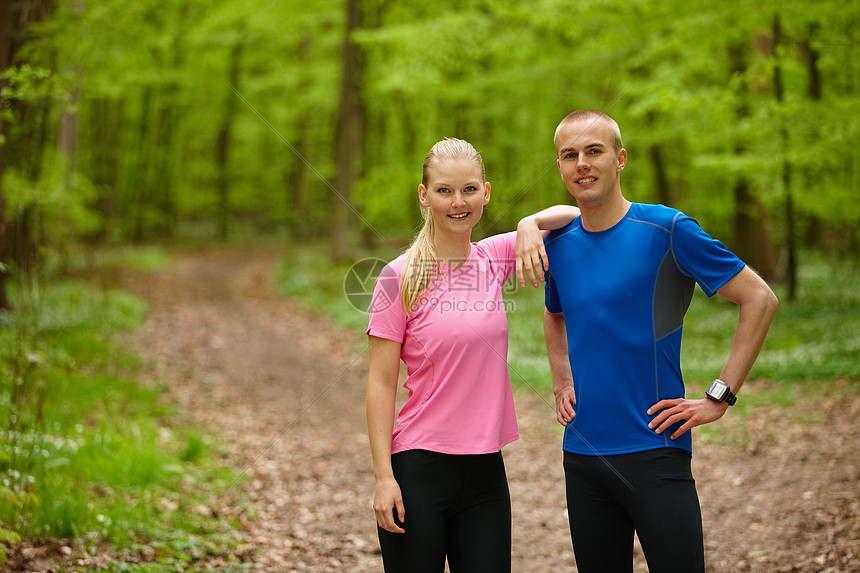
366,138,578,572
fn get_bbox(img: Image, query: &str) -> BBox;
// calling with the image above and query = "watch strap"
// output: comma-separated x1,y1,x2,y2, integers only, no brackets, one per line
708,378,737,406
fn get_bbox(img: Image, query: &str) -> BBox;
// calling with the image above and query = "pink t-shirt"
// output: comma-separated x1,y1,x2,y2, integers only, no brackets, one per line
366,232,519,455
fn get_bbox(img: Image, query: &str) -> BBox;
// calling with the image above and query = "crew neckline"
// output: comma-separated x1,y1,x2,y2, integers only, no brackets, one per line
437,244,474,270
581,203,636,238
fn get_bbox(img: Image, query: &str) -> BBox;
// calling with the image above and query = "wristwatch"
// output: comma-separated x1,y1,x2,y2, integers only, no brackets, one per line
706,379,737,406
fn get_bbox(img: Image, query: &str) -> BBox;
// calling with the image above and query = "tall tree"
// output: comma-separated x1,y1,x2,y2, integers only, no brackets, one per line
727,35,777,279
0,0,11,310
215,35,243,240
283,35,313,238
772,14,797,299
3,0,56,281
56,1,85,195
149,3,190,238
331,0,365,261
799,22,823,248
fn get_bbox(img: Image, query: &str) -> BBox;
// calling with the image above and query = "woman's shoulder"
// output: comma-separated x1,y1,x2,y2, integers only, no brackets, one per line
379,252,408,276
473,231,516,258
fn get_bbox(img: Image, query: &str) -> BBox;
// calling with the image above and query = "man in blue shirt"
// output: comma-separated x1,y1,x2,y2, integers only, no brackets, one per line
538,110,778,572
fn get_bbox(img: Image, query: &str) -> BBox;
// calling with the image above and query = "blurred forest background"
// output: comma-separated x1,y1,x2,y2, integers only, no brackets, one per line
1,1,859,569
0,0,858,305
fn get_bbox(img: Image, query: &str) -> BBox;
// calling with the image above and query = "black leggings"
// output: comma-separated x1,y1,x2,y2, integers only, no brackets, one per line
563,448,705,573
377,449,511,573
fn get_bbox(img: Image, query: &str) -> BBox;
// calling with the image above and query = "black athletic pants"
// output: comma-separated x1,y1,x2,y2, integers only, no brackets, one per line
377,449,511,573
563,448,705,573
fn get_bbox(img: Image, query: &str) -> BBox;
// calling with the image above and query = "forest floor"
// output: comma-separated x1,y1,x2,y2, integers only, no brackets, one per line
25,246,860,571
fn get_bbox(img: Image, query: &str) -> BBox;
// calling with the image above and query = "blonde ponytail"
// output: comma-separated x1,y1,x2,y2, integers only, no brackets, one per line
400,207,439,313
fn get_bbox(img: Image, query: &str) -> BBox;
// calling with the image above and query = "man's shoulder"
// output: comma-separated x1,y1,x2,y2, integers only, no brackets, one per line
629,202,685,225
544,219,581,248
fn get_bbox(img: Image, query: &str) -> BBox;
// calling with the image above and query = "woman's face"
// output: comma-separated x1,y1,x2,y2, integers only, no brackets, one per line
418,159,490,238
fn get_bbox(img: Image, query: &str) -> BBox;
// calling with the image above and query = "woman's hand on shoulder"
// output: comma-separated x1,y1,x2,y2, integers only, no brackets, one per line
515,205,580,287
515,216,549,288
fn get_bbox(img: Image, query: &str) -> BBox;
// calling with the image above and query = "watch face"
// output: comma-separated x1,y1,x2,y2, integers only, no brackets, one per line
707,380,727,400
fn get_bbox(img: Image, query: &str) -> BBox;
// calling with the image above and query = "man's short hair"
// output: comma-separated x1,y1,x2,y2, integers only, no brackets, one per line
554,110,623,154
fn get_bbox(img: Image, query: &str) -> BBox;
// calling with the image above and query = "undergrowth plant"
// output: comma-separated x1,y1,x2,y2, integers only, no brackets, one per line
0,249,249,571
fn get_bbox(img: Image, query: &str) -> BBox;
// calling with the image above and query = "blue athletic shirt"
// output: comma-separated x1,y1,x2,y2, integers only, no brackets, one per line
544,203,745,455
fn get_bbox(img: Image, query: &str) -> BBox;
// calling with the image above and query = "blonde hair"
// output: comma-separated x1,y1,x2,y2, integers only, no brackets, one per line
554,109,623,154
400,138,485,314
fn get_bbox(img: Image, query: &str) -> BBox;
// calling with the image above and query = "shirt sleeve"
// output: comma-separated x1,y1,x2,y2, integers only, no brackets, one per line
366,262,408,343
670,212,746,297
545,271,563,313
477,232,516,259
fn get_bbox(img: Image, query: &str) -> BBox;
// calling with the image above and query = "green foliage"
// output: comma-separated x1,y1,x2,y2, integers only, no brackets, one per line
0,64,64,112
181,431,208,463
3,155,102,237
4,0,857,255
0,277,246,568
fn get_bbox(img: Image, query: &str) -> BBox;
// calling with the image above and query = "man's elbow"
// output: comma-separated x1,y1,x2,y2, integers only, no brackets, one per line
757,282,779,323
766,286,779,318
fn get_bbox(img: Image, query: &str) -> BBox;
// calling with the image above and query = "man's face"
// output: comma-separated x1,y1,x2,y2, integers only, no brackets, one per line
555,119,626,208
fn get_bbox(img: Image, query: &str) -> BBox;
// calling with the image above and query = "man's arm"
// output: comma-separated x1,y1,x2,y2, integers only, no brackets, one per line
648,266,779,439
711,265,780,393
545,309,576,426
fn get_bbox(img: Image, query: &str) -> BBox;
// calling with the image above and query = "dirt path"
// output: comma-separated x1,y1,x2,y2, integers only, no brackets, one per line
120,246,859,572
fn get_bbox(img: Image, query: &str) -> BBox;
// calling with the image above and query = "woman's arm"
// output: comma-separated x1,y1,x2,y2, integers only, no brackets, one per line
366,335,407,533
516,205,581,287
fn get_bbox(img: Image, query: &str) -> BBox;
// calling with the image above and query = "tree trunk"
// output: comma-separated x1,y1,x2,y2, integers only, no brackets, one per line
649,143,671,207
286,116,309,236
150,21,186,239
216,39,243,240
57,89,79,189
154,4,190,238
331,0,365,262
773,14,797,300
57,1,85,192
89,97,123,240
728,39,777,279
728,42,754,261
733,180,756,262
151,92,178,237
127,87,153,242
0,0,11,310
800,24,824,250
284,36,312,238
3,0,55,290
